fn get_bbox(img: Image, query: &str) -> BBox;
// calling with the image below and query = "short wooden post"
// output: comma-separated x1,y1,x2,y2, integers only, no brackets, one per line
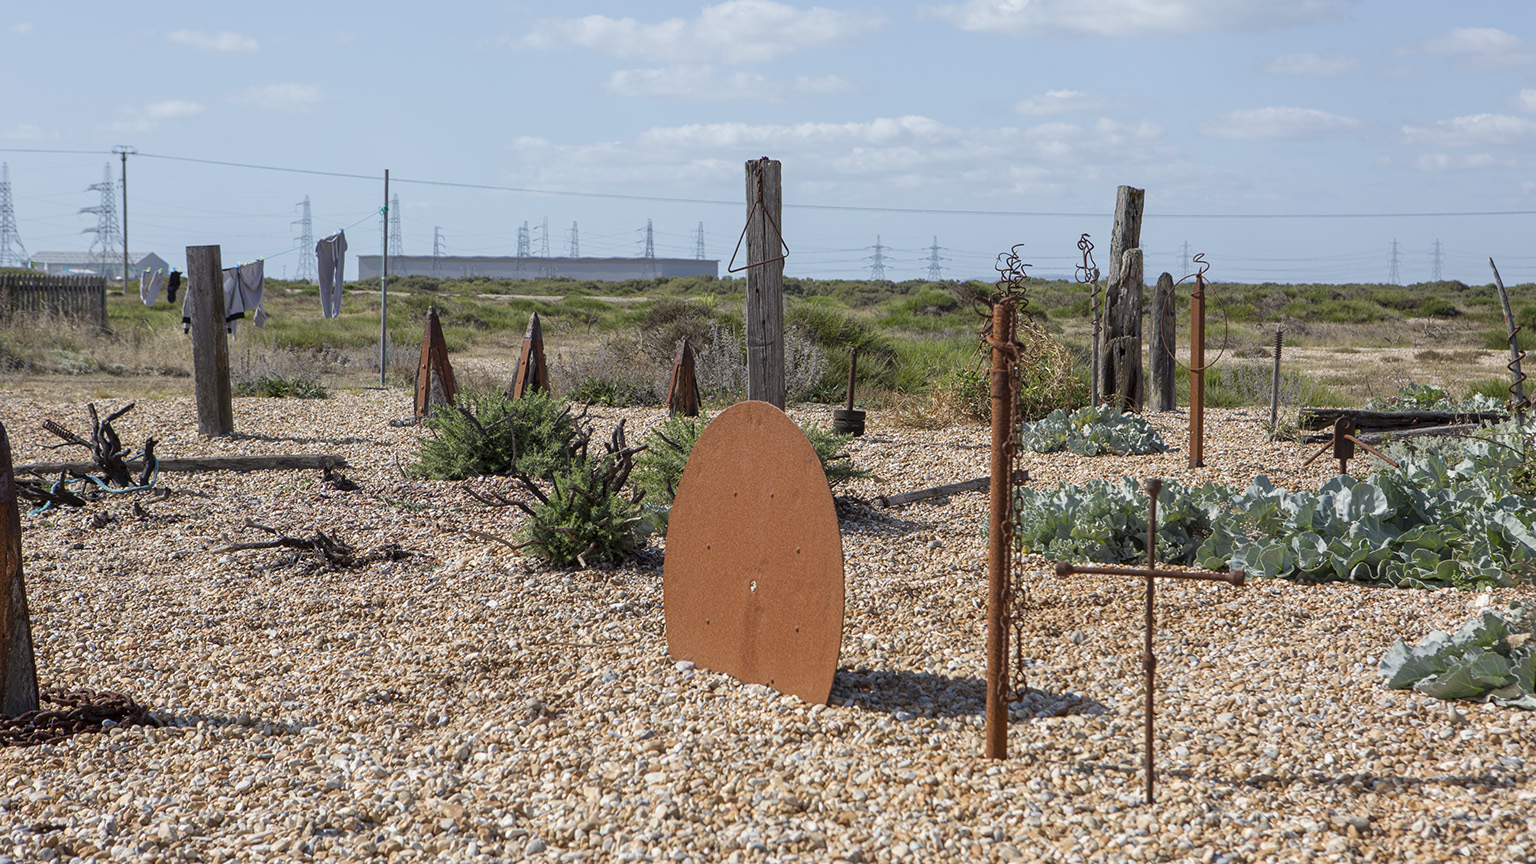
985,298,1016,760
745,158,785,409
1489,258,1529,409
0,421,40,718
511,312,549,399
1102,249,1145,411
1150,272,1176,412
414,306,457,418
186,245,233,437
666,338,702,417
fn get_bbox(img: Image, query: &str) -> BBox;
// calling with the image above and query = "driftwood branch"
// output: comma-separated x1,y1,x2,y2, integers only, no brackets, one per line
211,519,410,571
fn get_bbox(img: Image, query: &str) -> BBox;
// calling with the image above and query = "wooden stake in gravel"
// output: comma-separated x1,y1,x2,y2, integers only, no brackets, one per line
1150,272,1176,413
743,157,787,409
414,306,457,418
511,312,549,399
666,338,701,417
0,421,39,718
186,244,233,437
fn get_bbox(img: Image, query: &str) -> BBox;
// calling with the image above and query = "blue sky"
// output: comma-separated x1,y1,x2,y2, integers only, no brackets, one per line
2,0,1534,284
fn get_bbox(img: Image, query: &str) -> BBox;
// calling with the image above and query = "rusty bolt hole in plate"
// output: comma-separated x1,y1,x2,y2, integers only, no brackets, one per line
662,401,845,704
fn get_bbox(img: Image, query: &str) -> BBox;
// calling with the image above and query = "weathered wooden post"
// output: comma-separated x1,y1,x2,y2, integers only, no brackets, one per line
745,157,786,409
986,297,1016,760
666,338,702,417
1099,186,1144,406
1489,258,1530,410
414,306,457,418
1102,249,1145,411
186,245,233,437
1150,272,1176,412
0,421,40,718
510,312,549,399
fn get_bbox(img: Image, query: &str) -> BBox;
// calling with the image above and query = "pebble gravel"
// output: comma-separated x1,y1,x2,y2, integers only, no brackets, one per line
0,390,1533,864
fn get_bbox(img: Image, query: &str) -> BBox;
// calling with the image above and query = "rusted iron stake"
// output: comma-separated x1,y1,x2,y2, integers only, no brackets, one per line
1052,477,1244,804
845,347,859,412
1189,272,1206,468
986,297,1016,760
1301,416,1400,475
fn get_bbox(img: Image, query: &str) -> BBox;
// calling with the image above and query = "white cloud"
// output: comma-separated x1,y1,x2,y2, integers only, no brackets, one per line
1403,113,1536,149
11,23,33,35
607,65,853,100
926,0,1353,37
168,29,258,53
1014,89,1109,116
1203,106,1362,140
1265,52,1357,76
1514,89,1536,113
519,1,880,64
1413,152,1511,173
0,124,51,140
146,100,203,120
241,83,325,114
1422,27,1535,68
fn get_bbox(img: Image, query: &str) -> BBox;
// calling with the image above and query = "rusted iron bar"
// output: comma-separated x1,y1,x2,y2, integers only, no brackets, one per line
1269,328,1283,429
1302,416,1400,475
1052,477,1244,805
1188,269,1207,468
986,297,1016,760
0,421,39,718
845,347,859,412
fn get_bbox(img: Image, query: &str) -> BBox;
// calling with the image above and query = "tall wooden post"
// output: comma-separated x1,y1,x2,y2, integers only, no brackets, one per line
1102,249,1145,412
745,158,785,408
1150,272,1176,412
186,245,233,437
0,421,39,718
1100,186,1144,411
985,298,1015,760
1105,187,1145,303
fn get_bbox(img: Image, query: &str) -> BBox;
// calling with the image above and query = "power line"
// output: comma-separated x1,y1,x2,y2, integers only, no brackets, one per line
79,164,119,275
868,235,888,280
569,221,580,258
432,226,446,277
1432,239,1443,281
925,236,947,280
291,196,316,281
1389,239,1401,285
694,221,706,260
388,194,403,258
0,163,27,266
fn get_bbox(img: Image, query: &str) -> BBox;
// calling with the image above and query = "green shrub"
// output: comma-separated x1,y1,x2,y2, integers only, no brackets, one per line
633,414,709,505
235,375,328,399
786,300,898,400
639,298,721,363
1420,296,1460,318
552,334,661,407
513,428,647,568
411,389,581,481
1518,303,1536,332
1484,328,1536,351
801,424,873,488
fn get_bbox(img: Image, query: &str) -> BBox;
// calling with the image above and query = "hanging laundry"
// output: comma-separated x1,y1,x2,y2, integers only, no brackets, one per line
139,269,166,306
316,230,347,318
182,260,268,337
166,269,181,304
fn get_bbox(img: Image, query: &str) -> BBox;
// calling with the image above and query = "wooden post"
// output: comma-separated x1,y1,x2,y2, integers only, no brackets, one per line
1102,249,1145,411
1489,258,1529,409
1150,272,1176,412
0,421,39,718
745,158,785,408
186,245,233,437
1105,186,1145,304
985,298,1015,760
1269,328,1284,428
666,338,702,417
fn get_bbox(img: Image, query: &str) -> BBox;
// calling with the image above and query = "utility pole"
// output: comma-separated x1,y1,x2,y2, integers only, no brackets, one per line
1432,239,1443,282
539,217,550,257
569,221,580,258
113,146,135,292
80,165,119,280
432,226,445,277
516,222,530,258
925,236,947,280
1389,239,1401,285
643,219,655,258
1180,241,1191,277
868,235,888,280
292,196,316,282
695,221,706,260
0,163,26,267
388,194,403,259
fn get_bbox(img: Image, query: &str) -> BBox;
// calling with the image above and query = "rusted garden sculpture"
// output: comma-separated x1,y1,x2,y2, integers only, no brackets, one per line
414,306,457,418
1302,416,1400,476
663,401,844,704
1053,478,1245,805
666,338,701,417
510,312,549,399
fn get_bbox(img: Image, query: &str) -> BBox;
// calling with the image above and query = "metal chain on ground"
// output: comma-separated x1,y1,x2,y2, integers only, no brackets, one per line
0,688,159,748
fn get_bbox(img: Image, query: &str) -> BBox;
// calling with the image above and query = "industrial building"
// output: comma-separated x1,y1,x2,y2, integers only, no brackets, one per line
356,255,718,282
27,251,170,280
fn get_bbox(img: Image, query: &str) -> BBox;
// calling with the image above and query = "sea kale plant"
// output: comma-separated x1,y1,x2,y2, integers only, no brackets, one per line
1013,415,1536,590
1017,404,1168,456
1380,603,1536,708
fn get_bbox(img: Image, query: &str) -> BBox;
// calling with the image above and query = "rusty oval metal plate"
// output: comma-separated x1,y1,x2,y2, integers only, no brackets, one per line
663,401,844,704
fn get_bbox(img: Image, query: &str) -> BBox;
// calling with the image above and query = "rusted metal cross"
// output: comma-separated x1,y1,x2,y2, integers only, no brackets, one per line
1052,478,1245,805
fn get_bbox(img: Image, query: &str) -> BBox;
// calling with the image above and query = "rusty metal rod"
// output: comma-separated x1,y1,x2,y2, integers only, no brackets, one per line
985,298,1015,760
1189,271,1207,468
1054,561,1245,586
846,347,859,412
1143,478,1160,806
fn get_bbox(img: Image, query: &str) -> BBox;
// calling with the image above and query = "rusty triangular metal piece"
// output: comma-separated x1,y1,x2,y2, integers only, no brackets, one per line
414,306,457,419
511,312,549,399
666,338,702,417
0,421,40,718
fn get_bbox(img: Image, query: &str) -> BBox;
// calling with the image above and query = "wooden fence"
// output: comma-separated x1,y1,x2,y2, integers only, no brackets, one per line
0,272,107,330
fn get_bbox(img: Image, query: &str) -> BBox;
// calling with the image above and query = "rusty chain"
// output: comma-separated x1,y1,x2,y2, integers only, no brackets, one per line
1,688,159,748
